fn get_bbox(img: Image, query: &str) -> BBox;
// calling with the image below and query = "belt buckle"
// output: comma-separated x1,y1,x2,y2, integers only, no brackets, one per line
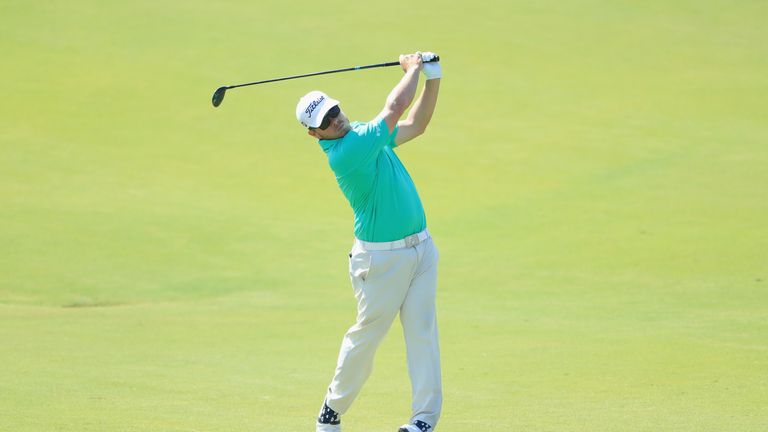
404,233,419,248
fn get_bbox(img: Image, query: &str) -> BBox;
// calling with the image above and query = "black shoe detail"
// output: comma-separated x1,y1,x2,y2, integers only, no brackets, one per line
318,402,340,425
414,420,432,432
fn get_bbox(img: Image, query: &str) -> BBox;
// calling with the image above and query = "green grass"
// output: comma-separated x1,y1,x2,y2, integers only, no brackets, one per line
1,1,767,430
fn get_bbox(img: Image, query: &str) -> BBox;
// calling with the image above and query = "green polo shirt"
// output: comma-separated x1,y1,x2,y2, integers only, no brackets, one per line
318,117,426,242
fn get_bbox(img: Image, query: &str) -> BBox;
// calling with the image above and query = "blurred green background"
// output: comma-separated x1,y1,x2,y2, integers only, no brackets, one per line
1,1,766,430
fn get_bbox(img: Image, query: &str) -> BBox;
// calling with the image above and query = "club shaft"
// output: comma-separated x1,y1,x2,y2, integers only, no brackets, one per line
225,62,398,90
224,57,438,90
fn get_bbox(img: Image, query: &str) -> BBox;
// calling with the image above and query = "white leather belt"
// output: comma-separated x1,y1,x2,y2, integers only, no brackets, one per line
355,229,430,251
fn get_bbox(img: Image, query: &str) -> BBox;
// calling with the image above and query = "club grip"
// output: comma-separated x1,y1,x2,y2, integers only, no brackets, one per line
424,55,440,63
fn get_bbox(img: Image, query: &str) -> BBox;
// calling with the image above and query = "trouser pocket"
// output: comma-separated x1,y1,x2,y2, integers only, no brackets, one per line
349,251,373,282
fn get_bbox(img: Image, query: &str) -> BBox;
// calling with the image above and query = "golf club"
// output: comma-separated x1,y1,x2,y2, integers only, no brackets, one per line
211,55,440,107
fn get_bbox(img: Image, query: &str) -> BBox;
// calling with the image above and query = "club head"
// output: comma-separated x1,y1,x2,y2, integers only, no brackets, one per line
212,86,227,107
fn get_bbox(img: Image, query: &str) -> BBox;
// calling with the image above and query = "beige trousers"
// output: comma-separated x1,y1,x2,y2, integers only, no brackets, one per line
324,233,442,429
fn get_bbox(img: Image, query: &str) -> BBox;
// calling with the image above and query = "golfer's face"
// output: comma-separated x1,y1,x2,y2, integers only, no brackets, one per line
310,106,350,139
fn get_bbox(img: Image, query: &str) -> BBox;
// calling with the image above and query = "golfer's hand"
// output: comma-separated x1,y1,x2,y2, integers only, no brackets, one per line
419,51,442,80
399,53,423,73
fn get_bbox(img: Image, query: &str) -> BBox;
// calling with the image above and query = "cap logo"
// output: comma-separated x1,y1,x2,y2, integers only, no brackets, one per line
304,95,325,118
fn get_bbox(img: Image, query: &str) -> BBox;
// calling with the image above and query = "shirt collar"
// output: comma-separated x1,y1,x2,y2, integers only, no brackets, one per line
318,137,338,152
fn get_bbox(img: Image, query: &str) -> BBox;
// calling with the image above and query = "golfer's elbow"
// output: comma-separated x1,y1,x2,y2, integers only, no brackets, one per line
410,122,428,137
398,119,427,141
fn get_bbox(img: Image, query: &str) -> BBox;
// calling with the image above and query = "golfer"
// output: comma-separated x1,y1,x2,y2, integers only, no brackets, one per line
295,52,442,432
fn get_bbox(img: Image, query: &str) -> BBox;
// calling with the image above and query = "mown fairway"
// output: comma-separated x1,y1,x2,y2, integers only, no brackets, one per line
1,1,766,430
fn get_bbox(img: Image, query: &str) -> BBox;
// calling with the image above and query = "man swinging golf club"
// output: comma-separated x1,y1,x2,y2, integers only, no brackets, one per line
295,52,442,432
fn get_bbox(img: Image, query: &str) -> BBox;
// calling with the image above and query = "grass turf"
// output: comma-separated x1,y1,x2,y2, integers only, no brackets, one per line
1,1,766,430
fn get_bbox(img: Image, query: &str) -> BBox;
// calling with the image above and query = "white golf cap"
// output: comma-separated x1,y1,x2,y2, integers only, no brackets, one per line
296,90,340,128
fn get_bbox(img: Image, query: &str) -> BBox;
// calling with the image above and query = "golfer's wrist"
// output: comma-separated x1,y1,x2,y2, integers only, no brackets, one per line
425,78,441,88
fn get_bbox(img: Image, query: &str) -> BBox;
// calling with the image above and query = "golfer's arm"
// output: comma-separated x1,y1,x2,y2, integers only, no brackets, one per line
394,79,440,147
379,68,420,134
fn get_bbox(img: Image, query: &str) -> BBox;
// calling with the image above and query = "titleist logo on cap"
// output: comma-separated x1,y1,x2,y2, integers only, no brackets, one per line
304,95,325,118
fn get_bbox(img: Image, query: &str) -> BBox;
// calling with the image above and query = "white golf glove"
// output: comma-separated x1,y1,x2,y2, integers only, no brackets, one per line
419,51,442,80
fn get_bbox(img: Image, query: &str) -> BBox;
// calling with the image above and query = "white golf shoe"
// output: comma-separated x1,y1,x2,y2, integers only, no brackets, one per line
317,422,341,432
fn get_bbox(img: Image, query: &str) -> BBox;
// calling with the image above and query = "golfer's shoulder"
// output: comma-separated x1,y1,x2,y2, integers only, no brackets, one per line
350,117,389,140
338,121,374,144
